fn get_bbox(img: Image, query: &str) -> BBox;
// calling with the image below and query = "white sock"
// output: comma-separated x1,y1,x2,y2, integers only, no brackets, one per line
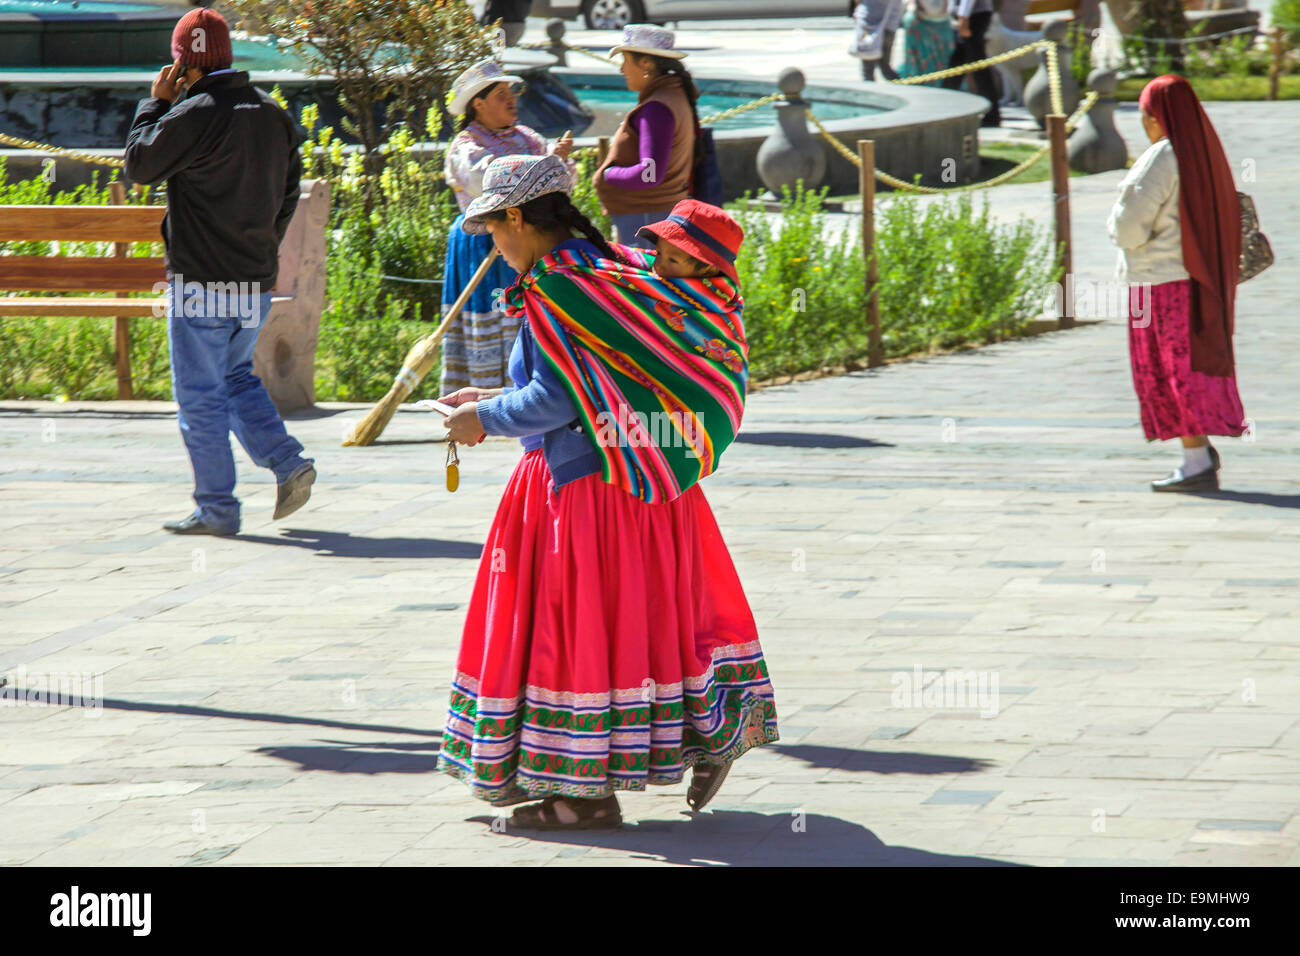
1182,444,1213,476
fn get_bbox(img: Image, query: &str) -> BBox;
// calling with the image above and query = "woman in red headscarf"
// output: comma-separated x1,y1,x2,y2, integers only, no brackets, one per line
1106,74,1245,492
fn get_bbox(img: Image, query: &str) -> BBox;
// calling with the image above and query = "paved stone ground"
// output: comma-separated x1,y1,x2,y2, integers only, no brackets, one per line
1,20,1297,867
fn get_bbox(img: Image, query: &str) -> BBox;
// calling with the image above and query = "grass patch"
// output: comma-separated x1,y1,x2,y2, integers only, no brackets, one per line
976,142,1088,185
1116,75,1300,101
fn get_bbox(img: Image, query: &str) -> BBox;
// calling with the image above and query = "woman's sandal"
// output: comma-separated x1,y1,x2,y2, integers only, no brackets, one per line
509,794,622,831
686,759,732,812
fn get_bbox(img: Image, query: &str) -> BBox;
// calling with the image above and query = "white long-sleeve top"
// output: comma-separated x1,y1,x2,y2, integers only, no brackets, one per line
953,0,993,18
444,121,576,213
1106,138,1189,286
853,0,904,32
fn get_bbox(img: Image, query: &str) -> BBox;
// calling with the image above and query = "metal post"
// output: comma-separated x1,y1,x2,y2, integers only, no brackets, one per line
109,179,133,399
1046,114,1074,329
859,140,882,368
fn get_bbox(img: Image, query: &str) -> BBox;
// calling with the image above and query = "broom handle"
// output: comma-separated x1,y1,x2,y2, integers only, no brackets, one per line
425,246,500,346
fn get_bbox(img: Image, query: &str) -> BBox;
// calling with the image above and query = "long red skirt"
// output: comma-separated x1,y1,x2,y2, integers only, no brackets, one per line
436,448,778,805
1128,279,1246,440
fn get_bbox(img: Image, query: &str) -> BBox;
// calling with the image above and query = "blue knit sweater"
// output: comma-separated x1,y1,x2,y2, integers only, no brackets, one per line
474,240,603,490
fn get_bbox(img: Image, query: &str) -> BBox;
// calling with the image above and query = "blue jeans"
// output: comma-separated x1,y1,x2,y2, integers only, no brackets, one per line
167,278,309,533
611,210,674,250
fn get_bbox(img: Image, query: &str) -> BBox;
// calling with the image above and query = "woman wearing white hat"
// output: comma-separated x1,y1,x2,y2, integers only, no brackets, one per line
593,25,700,250
440,58,576,397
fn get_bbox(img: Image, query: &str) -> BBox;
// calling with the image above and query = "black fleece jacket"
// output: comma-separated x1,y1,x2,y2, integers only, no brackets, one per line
125,70,305,288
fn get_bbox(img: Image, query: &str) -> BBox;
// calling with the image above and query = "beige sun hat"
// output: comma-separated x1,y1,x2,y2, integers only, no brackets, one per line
448,57,523,117
608,24,687,60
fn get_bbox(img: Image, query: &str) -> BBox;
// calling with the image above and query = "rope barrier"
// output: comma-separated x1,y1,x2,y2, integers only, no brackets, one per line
1121,24,1259,45
803,90,1099,194
378,273,443,285
697,91,788,127
519,39,620,66
889,39,1053,86
0,132,124,169
1045,42,1064,118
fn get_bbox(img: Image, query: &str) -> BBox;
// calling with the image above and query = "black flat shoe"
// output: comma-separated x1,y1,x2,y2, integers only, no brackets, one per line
163,514,236,536
1151,468,1219,493
1207,443,1221,471
274,463,316,520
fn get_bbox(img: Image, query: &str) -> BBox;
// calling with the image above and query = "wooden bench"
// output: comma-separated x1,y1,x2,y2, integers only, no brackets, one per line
0,179,330,412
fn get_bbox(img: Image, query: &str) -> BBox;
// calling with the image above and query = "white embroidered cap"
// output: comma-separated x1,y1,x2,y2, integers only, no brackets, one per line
462,154,573,235
608,24,687,60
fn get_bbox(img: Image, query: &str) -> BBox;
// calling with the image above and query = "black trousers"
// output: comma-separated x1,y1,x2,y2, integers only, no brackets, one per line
942,10,1000,123
860,30,899,82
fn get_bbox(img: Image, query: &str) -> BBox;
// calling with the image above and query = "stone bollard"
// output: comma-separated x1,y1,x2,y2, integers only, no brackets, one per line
544,18,568,66
756,68,826,198
1024,19,1081,129
1068,68,1127,174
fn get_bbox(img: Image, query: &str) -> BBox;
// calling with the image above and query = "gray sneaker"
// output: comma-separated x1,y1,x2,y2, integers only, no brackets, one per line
274,462,316,520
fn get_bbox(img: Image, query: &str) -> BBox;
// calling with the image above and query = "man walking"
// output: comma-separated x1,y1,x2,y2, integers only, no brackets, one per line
125,7,315,536
942,0,1001,127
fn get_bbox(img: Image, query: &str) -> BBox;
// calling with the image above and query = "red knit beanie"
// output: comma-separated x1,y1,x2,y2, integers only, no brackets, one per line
171,7,233,71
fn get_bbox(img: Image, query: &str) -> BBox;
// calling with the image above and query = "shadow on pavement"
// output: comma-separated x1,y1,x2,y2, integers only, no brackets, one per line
1193,490,1300,509
472,809,1023,866
236,528,482,559
71,697,441,738
0,408,176,420
735,431,893,449
770,743,996,775
257,739,441,773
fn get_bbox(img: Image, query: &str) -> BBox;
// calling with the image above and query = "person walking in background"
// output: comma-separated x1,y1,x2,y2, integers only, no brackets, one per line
594,25,699,249
848,0,905,82
125,7,315,536
942,0,1000,127
436,155,777,828
1107,74,1245,493
478,0,532,47
896,0,956,84
441,58,574,396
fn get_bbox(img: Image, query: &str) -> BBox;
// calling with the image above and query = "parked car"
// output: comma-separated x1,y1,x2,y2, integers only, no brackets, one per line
528,1,848,31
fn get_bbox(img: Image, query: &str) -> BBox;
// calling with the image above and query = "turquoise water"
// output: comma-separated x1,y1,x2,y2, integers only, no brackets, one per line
2,39,310,73
574,86,881,131
0,0,165,11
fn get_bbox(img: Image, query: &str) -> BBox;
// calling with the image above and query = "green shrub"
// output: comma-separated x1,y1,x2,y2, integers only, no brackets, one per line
314,251,434,402
732,184,865,380
875,191,1060,356
1277,0,1300,37
571,150,612,238
729,182,1060,380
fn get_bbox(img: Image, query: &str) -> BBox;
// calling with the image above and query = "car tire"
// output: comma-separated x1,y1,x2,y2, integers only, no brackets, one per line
581,0,647,30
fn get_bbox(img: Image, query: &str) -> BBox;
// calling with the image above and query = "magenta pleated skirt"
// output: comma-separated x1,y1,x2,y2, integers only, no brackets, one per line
436,448,779,805
1127,279,1246,440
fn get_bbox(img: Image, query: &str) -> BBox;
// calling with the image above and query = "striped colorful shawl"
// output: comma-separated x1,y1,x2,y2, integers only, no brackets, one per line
502,242,747,504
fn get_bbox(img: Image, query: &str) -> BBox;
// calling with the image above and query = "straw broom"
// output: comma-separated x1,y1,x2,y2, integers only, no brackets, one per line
342,247,500,446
